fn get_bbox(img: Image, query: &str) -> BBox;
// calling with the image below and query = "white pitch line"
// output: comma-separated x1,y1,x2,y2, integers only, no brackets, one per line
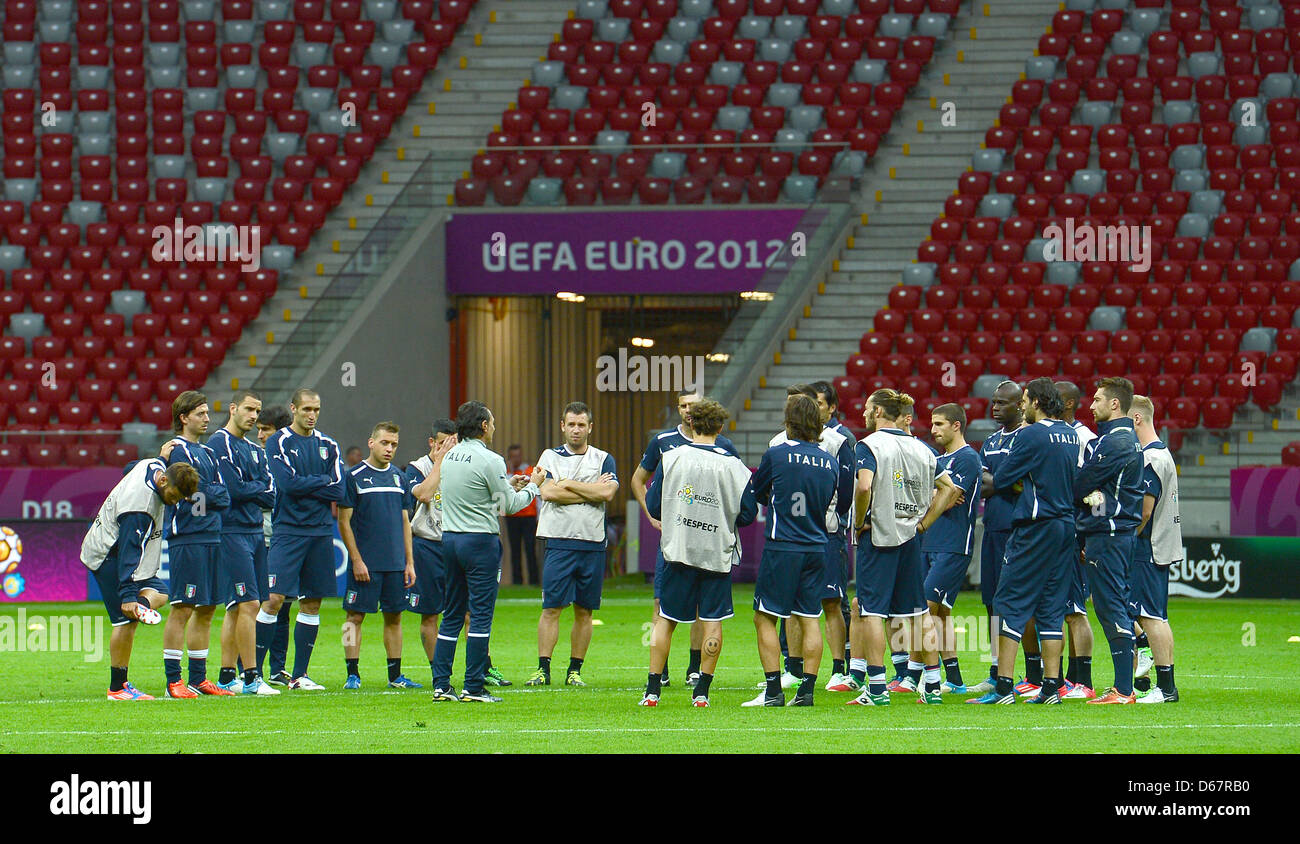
4,723,1297,739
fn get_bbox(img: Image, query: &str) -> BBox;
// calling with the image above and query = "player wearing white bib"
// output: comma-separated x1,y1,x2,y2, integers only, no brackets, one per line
526,402,619,687
1056,381,1097,698
408,418,459,687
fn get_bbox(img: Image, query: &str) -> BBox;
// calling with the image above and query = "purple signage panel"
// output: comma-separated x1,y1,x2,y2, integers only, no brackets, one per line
0,520,90,603
637,510,766,584
0,468,124,521
1230,467,1300,537
445,209,806,295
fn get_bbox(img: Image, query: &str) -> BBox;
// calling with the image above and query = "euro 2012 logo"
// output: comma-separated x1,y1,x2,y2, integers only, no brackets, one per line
677,485,695,504
0,526,23,598
892,470,904,490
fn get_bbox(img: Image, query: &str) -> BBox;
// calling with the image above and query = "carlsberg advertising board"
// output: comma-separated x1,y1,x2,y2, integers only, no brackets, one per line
1171,538,1300,600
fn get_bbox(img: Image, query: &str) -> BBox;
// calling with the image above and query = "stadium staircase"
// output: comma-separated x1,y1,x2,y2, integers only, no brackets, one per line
727,0,1061,452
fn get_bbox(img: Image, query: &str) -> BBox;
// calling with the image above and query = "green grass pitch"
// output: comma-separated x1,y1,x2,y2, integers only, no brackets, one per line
1,581,1296,753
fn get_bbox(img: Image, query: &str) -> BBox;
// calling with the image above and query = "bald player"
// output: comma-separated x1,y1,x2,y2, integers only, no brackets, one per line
1056,381,1097,698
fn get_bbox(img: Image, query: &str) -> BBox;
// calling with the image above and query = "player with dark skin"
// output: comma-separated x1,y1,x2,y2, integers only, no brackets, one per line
981,382,1027,672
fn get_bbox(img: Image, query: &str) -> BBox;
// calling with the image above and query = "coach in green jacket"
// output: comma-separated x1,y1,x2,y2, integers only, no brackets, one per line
430,401,543,702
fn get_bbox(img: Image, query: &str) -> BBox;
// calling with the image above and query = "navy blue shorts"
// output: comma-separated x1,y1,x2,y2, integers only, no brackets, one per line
980,529,1010,606
343,569,408,614
1065,556,1090,616
542,545,605,610
659,560,733,623
168,543,221,606
267,532,337,600
408,537,445,616
855,536,926,618
1084,532,1136,639
924,551,970,609
1129,554,1169,622
438,531,503,638
754,546,823,619
219,532,265,608
653,547,667,599
993,518,1074,641
821,532,848,601
91,554,168,627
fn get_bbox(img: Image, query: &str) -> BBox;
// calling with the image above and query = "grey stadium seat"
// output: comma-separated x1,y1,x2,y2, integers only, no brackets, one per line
149,66,183,88
3,42,35,63
531,61,565,87
1171,144,1205,170
66,202,103,225
970,148,1004,172
877,14,912,38
1294,309,1300,327
78,134,112,155
4,180,37,203
1247,6,1282,29
526,178,562,206
821,0,855,15
1162,101,1197,124
788,105,824,133
1128,9,1162,35
766,83,802,107
1079,101,1113,127
916,14,951,38
1071,169,1105,196
1174,170,1209,192
759,38,793,62
364,0,398,21
774,129,808,153
1176,213,1211,238
315,111,347,133
0,246,25,270
381,20,415,43
293,42,329,67
1231,97,1265,125
1290,258,1300,280
977,193,1014,218
715,106,750,132
49,111,73,133
261,246,296,271
8,314,45,343
1065,0,1097,10
224,20,255,42
3,66,35,89
972,377,1012,400
1235,124,1268,146
78,64,111,88
853,60,887,84
183,0,216,18
265,133,300,162
771,15,806,40
187,88,220,111
651,152,686,180
1240,327,1277,353
709,61,742,86
154,156,188,179
1046,262,1081,286
553,85,587,111
595,131,628,151
1025,56,1057,80
193,178,228,203
782,175,818,203
1024,237,1049,263
1189,190,1224,216
38,21,70,41
300,87,336,114
652,40,686,64
1099,0,1130,8
1187,52,1222,79
109,290,147,318
597,17,630,42
903,263,937,287
832,150,867,176
1260,73,1295,99
668,17,701,42
1088,306,1125,332
147,42,181,66
1109,30,1143,54
737,15,771,39
679,0,711,18
367,42,403,71
576,0,609,19
256,0,290,18
226,65,258,88
41,0,74,20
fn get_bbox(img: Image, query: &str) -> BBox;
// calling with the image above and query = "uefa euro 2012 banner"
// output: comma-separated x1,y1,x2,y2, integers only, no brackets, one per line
1229,466,1300,537
444,208,807,295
